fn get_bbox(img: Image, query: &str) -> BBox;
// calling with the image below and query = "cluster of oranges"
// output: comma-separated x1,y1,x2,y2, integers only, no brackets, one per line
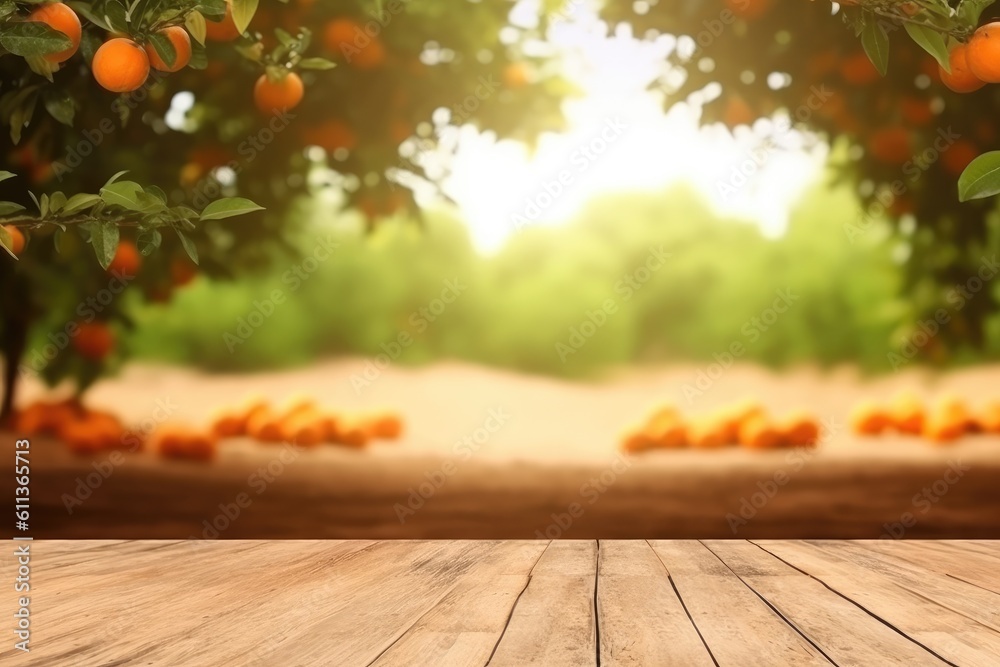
153,397,403,461
13,399,135,455
211,396,403,448
851,393,1000,443
27,2,193,93
939,23,1000,94
621,401,820,453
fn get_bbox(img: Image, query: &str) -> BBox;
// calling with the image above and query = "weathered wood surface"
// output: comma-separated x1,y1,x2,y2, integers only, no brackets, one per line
3,540,998,666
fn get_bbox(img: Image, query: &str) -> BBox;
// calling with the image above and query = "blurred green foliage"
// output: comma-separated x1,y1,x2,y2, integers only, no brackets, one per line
117,170,1000,378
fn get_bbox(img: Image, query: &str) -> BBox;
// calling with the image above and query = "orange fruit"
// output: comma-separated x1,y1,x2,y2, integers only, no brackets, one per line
280,412,327,446
778,412,820,447
302,119,358,152
246,405,283,442
942,140,979,176
107,240,141,276
145,26,191,72
868,127,912,164
3,225,25,255
738,415,783,450
688,419,729,449
899,97,934,126
645,407,688,448
154,425,218,461
502,62,532,88
205,0,241,41
29,3,81,63
324,18,387,69
975,402,1000,433
840,52,881,85
253,71,304,115
364,411,403,439
60,420,106,455
726,0,772,20
967,22,1000,83
330,417,369,448
889,392,924,435
850,401,892,435
92,38,150,92
939,44,986,93
170,256,198,287
922,396,970,443
72,321,115,361
723,95,755,127
211,397,267,438
621,428,657,453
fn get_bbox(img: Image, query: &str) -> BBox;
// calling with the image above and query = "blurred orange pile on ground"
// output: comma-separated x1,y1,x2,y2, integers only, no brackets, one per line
14,399,138,455
851,393,1000,444
621,401,820,453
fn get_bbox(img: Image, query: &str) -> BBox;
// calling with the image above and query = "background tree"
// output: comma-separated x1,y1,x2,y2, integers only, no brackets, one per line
599,0,1000,359
0,0,575,419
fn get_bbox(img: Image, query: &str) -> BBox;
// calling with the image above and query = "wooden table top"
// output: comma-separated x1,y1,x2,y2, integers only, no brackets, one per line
4,540,999,665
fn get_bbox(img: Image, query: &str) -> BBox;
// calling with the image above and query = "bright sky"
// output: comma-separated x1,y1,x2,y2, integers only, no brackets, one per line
437,1,829,254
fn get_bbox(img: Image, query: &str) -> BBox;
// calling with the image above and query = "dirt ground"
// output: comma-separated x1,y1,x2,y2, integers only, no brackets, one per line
10,359,1000,539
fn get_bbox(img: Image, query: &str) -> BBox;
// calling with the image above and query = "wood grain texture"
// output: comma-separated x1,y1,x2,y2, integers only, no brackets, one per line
3,540,998,666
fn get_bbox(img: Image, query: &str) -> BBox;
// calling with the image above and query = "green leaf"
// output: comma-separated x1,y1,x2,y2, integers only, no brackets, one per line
904,23,950,73
38,193,49,218
958,151,1000,201
230,0,258,35
149,31,177,68
0,21,72,58
49,191,66,213
42,88,76,126
68,1,112,31
86,221,120,269
0,201,25,215
9,93,37,145
104,171,129,187
298,57,336,70
102,0,129,35
861,21,889,77
174,229,199,264
200,197,264,220
62,193,102,215
185,11,207,46
188,41,208,70
0,171,15,183
0,225,16,260
100,181,145,210
957,0,994,28
137,228,162,256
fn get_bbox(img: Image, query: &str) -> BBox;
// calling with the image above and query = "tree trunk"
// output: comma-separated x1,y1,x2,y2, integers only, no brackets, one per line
1,311,28,423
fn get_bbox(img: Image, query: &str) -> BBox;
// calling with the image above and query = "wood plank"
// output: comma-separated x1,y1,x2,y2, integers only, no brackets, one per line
758,540,1000,666
596,540,714,666
487,540,597,667
855,540,1000,595
800,541,1000,632
648,540,832,666
703,540,949,666
371,541,549,667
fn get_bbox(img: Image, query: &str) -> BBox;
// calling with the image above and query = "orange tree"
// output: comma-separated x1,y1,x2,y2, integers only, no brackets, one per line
600,0,1000,360
0,0,573,419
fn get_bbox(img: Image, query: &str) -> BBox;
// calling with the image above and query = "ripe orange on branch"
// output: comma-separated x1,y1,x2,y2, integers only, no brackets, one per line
939,44,986,93
3,225,25,255
254,71,304,115
323,18,386,69
28,2,81,63
72,322,116,361
967,22,1000,83
92,38,150,92
205,0,241,41
145,26,192,73
107,240,142,276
